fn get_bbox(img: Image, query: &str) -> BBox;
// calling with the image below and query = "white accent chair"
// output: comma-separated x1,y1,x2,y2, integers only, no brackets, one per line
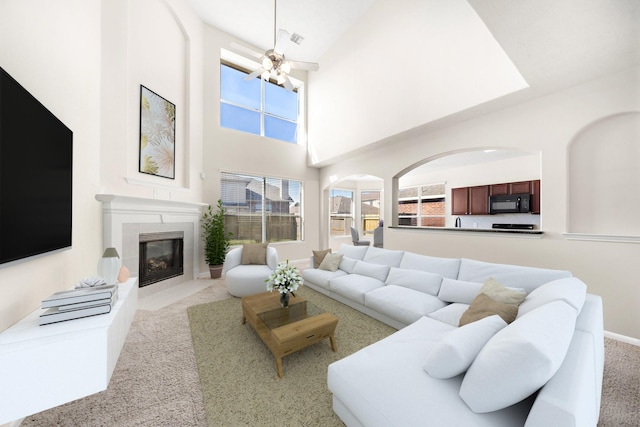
223,246,278,297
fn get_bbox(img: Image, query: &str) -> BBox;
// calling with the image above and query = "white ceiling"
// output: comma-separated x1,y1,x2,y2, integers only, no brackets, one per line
190,0,639,173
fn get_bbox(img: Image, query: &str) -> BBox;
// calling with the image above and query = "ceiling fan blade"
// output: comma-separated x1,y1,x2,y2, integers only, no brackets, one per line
288,60,319,72
281,74,294,91
244,67,266,81
274,29,291,55
230,42,263,60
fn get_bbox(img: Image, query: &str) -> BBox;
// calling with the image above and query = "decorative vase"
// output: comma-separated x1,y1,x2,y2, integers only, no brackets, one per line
280,292,289,308
97,247,120,285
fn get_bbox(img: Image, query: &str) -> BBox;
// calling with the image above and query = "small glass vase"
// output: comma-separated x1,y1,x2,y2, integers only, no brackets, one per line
280,292,289,308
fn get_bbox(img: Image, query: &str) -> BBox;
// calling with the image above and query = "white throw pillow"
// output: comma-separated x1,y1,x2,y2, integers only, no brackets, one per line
459,300,578,413
517,277,587,318
338,256,358,274
427,303,470,327
424,315,507,379
352,260,391,282
385,267,443,296
437,278,482,304
318,253,343,272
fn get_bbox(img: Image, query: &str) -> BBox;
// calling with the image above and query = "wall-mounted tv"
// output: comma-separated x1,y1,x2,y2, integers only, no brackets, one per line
0,66,73,265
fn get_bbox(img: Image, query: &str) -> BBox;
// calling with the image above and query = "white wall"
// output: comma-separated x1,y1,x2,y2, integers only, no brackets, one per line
0,0,205,334
0,0,103,333
316,67,640,339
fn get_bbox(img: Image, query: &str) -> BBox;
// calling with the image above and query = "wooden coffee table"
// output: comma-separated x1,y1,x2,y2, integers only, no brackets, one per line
241,291,338,378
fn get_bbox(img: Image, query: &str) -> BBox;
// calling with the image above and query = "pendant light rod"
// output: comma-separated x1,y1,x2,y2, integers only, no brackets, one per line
273,0,277,47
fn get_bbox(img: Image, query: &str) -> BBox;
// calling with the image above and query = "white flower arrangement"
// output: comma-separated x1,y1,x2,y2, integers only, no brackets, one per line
266,260,303,296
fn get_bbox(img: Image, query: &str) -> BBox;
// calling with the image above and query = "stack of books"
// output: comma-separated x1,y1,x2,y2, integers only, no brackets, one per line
39,284,118,326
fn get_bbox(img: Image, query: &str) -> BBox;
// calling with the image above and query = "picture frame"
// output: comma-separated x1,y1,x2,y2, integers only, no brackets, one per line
139,85,175,179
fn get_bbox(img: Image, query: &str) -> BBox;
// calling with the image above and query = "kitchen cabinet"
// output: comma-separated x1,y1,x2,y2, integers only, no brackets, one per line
510,181,532,194
531,179,541,214
490,183,509,196
451,185,489,215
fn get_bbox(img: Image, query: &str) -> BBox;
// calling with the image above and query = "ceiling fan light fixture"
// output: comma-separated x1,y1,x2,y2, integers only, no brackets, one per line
280,61,291,74
262,56,273,71
290,33,304,45
261,70,270,80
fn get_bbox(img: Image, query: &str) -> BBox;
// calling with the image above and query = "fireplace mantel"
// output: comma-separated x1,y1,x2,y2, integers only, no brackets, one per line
96,194,207,288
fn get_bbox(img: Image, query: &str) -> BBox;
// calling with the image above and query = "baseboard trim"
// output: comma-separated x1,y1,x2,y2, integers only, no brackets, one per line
605,331,640,347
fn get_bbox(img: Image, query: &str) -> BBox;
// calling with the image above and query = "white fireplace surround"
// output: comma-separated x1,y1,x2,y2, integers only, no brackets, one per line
95,194,206,296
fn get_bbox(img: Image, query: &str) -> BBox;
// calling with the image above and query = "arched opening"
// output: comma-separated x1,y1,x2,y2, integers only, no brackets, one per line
393,148,541,229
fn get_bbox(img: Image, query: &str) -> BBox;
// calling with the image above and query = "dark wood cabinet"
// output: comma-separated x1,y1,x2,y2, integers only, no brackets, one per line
490,183,509,196
451,186,489,215
453,180,540,215
530,179,540,214
451,187,469,215
510,181,532,194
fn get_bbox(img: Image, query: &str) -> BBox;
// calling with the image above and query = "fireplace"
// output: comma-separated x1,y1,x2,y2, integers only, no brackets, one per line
139,231,184,287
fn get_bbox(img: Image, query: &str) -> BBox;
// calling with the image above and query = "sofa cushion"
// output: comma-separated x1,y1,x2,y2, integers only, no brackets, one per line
399,252,461,279
424,315,507,379
428,303,470,327
457,258,572,294
302,268,347,291
318,253,343,272
312,249,331,268
480,277,526,305
352,260,390,282
330,274,385,305
365,285,447,325
438,278,482,304
459,300,578,413
338,256,358,273
241,243,268,265
337,243,369,260
362,246,405,267
385,267,443,296
459,293,518,326
517,277,587,318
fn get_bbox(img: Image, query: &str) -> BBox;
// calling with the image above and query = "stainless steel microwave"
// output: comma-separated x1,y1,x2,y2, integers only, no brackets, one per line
489,194,531,214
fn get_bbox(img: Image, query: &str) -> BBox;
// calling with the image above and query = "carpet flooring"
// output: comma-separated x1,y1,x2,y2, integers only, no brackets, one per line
19,279,640,427
187,287,395,426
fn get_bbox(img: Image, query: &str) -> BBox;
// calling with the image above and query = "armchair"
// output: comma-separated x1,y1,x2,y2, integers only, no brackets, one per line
223,245,278,297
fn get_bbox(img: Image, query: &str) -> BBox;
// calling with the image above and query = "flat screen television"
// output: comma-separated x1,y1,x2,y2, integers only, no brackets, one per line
0,66,73,265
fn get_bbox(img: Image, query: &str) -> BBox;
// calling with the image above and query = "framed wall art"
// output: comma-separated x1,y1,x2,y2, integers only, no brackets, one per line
139,85,175,179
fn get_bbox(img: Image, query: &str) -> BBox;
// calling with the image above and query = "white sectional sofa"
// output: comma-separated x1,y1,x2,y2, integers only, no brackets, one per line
302,244,604,427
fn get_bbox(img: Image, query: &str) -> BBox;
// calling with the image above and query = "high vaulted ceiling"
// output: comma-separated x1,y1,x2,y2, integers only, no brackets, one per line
191,0,640,96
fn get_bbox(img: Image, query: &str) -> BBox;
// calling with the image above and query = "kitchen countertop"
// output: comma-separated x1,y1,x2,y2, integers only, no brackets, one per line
392,226,544,235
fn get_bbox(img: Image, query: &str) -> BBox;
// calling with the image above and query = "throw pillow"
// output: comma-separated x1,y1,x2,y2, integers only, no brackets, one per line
424,315,507,379
459,300,578,413
312,249,332,268
480,277,526,305
517,277,587,318
437,278,483,304
318,253,343,272
459,293,518,326
338,256,358,274
240,243,268,265
352,260,391,282
427,303,470,327
385,267,443,296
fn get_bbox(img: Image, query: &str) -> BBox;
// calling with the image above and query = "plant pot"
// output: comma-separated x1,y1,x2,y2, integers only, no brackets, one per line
209,265,223,279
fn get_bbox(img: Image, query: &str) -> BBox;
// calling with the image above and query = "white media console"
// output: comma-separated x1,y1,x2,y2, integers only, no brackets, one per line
0,278,138,424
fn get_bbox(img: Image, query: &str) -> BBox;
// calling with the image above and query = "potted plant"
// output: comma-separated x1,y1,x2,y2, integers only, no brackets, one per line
201,199,232,279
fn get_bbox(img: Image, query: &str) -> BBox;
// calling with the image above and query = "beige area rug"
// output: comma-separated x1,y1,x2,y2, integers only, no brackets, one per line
18,277,640,427
187,286,395,426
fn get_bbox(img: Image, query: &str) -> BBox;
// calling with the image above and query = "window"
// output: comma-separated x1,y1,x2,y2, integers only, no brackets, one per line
329,189,354,236
221,172,303,244
398,183,445,227
220,63,299,144
360,190,381,235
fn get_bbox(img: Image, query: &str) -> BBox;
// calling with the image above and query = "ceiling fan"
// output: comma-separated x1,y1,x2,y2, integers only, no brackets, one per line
231,0,319,91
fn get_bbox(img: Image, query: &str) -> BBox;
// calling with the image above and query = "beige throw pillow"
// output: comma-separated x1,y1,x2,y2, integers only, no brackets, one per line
318,253,343,272
480,277,526,305
241,243,268,265
312,249,332,268
459,293,518,326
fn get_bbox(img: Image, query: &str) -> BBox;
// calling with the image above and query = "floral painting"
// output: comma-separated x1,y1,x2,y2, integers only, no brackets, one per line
139,85,175,179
